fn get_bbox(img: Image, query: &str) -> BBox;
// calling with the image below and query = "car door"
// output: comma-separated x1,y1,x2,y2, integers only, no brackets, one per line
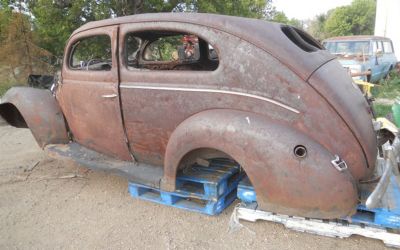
58,26,132,161
383,40,396,74
380,40,389,75
118,23,224,166
371,40,385,81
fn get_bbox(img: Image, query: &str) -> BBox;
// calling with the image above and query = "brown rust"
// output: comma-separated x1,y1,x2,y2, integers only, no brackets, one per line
161,109,358,218
0,87,69,148
58,26,132,161
1,13,378,219
118,20,373,182
307,59,377,175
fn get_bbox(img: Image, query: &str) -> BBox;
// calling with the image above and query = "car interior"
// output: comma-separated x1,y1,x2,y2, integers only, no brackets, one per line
125,31,219,71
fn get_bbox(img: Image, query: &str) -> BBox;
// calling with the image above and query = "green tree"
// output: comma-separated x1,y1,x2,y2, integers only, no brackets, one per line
29,0,273,56
0,8,12,43
0,0,276,94
269,10,303,29
1,0,275,60
190,0,270,19
287,18,303,29
307,13,328,40
270,10,289,23
0,11,52,83
324,0,376,37
31,0,110,57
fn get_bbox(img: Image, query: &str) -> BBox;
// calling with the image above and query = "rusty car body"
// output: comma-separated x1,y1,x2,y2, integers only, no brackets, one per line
0,13,378,219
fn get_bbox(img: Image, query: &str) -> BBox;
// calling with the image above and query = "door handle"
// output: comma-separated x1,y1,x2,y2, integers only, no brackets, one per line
101,94,118,98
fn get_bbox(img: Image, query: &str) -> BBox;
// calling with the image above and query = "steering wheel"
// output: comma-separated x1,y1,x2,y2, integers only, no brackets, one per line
85,59,112,70
86,58,100,70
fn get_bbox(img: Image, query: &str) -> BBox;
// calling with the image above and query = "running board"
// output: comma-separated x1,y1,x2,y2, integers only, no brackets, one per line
45,143,163,188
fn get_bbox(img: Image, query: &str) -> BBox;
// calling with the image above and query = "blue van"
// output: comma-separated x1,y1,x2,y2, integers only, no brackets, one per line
323,36,398,83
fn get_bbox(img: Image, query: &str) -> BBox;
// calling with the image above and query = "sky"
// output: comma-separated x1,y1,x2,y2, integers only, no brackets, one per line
272,0,353,20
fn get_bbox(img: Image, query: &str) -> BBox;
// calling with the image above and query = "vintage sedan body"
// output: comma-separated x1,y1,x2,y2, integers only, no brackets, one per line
0,13,377,219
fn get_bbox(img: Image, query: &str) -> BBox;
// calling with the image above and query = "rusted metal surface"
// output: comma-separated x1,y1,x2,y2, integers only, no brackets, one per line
308,60,377,174
161,109,358,218
75,13,335,80
58,26,132,161
116,16,375,218
45,143,163,188
0,87,69,148
4,13,379,219
118,20,374,183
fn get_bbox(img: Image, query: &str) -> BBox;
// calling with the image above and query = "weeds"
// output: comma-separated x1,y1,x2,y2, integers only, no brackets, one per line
373,103,392,118
372,71,400,99
371,69,400,118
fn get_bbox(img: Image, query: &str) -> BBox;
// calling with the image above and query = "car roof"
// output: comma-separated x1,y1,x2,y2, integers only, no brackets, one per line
72,13,335,81
74,13,265,35
323,35,392,42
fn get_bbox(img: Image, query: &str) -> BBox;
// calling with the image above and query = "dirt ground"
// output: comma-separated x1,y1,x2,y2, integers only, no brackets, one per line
0,125,390,249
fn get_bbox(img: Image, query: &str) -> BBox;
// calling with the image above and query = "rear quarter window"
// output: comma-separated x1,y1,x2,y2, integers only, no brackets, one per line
383,41,394,53
125,31,219,71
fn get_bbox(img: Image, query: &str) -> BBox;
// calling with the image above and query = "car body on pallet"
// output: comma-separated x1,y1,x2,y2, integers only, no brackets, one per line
323,35,398,83
0,13,378,219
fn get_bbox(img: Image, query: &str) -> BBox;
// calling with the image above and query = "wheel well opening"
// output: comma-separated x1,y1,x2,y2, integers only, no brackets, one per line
177,148,246,183
176,148,255,202
178,148,237,170
0,103,28,128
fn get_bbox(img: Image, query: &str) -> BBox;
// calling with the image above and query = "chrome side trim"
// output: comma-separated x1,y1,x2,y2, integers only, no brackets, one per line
120,84,300,114
101,93,118,98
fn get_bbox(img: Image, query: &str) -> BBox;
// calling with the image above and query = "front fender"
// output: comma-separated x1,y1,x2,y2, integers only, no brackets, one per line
162,109,358,219
0,87,69,148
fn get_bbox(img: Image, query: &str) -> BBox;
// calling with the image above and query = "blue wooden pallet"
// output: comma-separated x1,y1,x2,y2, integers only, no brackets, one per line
351,176,400,230
128,159,243,215
128,182,237,215
237,176,257,203
237,175,400,230
175,159,243,201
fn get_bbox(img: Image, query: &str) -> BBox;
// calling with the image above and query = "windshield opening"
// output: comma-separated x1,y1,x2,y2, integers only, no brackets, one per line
324,41,370,56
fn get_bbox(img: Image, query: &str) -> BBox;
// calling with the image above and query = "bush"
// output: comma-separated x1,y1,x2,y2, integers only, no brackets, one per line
0,81,13,97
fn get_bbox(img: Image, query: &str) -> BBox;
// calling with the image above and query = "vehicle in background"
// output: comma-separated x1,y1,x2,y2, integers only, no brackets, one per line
323,36,398,83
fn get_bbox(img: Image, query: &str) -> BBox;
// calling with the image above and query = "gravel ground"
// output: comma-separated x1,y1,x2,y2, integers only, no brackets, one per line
0,125,389,249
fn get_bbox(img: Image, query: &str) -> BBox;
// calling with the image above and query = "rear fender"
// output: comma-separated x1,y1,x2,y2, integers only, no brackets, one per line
161,109,358,219
0,87,69,148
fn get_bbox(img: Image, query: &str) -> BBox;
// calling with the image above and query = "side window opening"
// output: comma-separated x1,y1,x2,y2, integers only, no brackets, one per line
125,31,219,71
383,41,394,54
126,35,141,68
372,41,378,53
69,35,112,71
376,41,384,54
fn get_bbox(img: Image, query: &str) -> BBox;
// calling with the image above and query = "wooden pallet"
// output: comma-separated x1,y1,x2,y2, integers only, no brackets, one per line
128,159,243,215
